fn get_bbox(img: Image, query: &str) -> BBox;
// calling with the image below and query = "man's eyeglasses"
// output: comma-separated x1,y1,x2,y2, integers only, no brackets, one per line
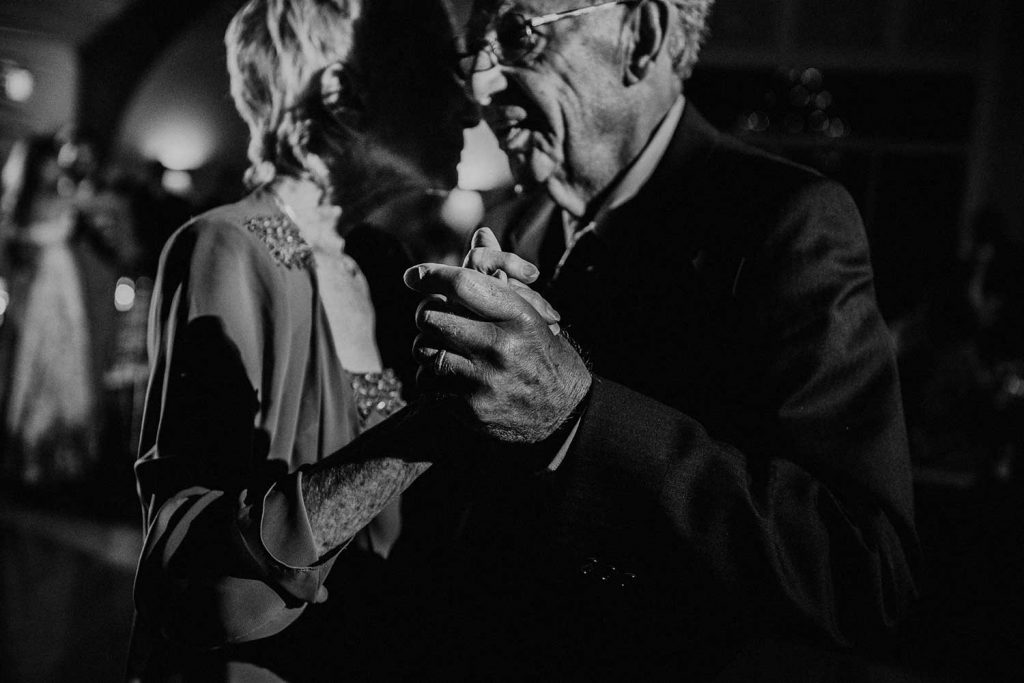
457,0,640,77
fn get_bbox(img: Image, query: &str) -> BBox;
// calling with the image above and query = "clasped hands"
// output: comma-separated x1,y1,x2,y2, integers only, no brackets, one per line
404,228,591,444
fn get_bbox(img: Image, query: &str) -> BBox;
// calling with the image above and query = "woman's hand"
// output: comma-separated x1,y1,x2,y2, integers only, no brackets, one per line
462,227,560,335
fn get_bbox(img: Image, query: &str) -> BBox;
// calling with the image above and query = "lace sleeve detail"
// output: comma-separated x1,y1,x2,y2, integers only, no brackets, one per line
244,215,314,270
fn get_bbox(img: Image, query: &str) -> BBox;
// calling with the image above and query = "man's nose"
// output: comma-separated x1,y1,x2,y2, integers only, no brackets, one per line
469,64,507,107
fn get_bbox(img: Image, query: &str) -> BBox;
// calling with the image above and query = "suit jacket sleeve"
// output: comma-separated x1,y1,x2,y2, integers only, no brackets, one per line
133,219,338,648
560,178,918,646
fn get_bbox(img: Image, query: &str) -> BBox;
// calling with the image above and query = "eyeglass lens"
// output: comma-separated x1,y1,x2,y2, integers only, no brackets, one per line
495,13,535,62
457,12,538,77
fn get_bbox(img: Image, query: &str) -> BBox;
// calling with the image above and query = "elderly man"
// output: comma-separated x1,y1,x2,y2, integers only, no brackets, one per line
401,0,919,678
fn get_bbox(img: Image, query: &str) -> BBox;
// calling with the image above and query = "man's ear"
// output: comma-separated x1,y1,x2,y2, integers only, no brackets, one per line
624,0,670,85
321,61,364,127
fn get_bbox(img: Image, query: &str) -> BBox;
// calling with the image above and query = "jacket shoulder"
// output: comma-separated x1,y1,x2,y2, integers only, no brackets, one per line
691,133,860,257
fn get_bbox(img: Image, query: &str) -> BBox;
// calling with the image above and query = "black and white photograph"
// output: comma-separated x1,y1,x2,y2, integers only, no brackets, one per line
1,0,1021,680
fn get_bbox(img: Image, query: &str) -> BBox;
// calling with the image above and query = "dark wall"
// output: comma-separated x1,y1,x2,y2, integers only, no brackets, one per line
113,0,250,180
683,0,1019,319
78,0,241,152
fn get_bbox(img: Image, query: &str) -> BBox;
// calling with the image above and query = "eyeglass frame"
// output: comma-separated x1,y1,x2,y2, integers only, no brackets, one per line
457,0,641,78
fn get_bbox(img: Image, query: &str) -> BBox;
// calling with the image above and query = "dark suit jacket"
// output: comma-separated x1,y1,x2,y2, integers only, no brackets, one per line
396,105,919,680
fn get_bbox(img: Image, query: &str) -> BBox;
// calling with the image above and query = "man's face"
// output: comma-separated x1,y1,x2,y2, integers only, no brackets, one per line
468,0,630,207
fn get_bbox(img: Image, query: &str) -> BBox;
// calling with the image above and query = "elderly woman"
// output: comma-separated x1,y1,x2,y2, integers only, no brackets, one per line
127,0,524,679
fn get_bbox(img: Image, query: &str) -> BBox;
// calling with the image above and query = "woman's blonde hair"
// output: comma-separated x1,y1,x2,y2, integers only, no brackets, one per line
225,0,360,193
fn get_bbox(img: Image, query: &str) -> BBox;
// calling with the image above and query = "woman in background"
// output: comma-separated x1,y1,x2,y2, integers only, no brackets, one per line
0,134,127,490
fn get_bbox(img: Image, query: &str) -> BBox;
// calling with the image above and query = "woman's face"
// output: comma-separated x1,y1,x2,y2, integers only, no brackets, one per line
354,0,478,192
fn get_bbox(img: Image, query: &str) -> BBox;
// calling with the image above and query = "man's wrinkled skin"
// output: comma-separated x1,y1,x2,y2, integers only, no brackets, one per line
407,228,589,444
468,0,680,214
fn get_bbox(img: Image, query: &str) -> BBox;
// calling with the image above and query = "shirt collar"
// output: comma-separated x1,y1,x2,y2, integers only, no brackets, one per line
562,94,686,240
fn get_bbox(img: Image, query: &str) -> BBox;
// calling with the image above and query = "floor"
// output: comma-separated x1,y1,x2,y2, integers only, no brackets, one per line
0,496,140,682
0,482,1020,682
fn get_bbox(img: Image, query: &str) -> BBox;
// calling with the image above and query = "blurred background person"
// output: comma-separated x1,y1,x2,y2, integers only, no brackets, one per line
0,132,134,493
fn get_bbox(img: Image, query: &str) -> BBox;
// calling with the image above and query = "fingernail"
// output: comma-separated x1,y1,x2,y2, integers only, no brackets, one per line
403,266,426,286
524,263,539,280
547,305,561,321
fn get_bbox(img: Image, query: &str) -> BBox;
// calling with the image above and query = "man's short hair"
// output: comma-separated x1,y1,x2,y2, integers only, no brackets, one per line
665,0,715,80
567,0,715,80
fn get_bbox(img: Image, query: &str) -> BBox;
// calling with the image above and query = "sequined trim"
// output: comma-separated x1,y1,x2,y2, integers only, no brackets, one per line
244,215,314,269
351,368,405,425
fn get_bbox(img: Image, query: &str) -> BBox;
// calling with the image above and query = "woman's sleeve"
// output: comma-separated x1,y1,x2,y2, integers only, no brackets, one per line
133,219,338,648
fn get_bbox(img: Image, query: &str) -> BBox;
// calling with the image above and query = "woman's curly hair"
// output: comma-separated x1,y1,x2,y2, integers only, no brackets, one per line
225,0,361,197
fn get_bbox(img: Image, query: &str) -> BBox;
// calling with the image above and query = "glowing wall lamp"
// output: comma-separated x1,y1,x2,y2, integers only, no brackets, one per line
139,116,215,195
142,118,214,172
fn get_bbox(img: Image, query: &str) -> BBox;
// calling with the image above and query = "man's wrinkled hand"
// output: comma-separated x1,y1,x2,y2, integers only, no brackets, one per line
404,263,591,444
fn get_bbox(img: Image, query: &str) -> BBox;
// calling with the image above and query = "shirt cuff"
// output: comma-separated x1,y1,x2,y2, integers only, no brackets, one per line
235,468,343,606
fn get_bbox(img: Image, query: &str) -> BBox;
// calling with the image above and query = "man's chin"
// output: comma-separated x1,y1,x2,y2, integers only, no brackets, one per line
506,146,557,190
514,147,583,215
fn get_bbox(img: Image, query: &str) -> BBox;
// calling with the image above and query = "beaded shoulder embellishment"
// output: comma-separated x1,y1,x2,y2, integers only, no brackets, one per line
244,215,314,269
351,368,406,425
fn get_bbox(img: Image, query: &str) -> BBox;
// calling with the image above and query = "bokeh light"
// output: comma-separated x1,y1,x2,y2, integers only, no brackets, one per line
161,169,193,195
739,67,850,142
4,66,34,102
440,188,485,233
0,276,9,324
114,277,136,312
